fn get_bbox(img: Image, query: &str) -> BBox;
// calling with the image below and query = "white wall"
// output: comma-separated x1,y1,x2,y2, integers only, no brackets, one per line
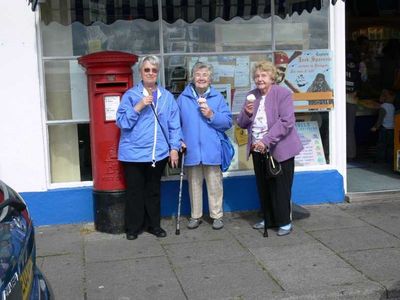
331,1,347,192
0,2,47,191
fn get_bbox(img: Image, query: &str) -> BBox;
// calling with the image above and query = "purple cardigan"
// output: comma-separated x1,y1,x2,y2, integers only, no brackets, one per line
236,85,303,162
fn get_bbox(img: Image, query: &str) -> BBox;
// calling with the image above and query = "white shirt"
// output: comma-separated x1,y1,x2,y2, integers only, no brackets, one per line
382,102,395,129
252,95,268,142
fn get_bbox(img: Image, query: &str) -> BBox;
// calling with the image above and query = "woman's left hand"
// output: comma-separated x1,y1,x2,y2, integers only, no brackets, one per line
254,141,267,153
169,149,179,168
200,106,214,119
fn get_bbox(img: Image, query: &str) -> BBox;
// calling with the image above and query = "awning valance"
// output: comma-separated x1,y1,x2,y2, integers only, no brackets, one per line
34,0,344,25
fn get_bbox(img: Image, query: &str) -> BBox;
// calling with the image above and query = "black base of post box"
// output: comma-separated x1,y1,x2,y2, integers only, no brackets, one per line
93,190,126,234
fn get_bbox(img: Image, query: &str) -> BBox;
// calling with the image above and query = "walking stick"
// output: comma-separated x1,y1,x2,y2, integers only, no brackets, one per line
175,151,185,235
263,154,268,238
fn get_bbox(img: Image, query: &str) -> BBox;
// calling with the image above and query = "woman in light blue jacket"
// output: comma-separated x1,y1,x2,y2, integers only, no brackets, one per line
177,62,232,230
116,55,181,240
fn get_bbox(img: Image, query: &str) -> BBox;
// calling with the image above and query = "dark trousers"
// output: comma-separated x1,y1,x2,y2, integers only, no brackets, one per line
123,158,168,234
376,127,394,164
252,152,294,228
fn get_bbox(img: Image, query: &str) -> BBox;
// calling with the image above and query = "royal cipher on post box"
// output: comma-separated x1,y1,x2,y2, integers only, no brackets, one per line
78,51,137,234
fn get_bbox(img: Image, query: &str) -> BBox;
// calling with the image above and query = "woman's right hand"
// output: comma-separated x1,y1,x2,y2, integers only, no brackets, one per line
134,95,153,112
244,101,254,116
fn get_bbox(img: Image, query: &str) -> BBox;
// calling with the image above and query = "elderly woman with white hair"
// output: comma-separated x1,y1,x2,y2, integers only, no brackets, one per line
116,55,182,240
177,61,232,230
237,60,303,237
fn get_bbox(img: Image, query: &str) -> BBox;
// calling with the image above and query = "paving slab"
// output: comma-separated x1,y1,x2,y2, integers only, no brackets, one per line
173,259,281,300
295,204,366,231
84,231,165,263
163,237,252,267
341,248,400,299
86,256,186,300
250,243,369,291
309,225,400,253
35,224,84,256
40,253,85,300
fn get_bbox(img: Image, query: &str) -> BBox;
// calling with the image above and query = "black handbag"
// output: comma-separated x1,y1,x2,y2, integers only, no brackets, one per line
264,151,282,178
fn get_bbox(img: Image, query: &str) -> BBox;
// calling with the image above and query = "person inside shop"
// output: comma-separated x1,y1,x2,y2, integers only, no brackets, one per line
370,88,395,165
116,55,182,240
177,62,232,230
237,60,303,236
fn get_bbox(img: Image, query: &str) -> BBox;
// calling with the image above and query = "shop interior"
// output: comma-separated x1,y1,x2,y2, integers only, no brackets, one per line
346,0,400,193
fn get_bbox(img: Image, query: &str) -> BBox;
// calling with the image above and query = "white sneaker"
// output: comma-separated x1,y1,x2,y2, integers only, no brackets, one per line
187,218,202,229
212,218,224,230
252,220,265,229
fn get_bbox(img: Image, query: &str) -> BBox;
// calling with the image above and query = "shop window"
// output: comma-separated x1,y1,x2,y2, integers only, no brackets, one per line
41,19,160,57
40,0,332,184
48,124,92,183
45,60,89,121
275,0,329,50
163,16,273,54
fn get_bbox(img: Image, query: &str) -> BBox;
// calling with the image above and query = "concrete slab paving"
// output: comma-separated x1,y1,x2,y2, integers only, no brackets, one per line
35,224,84,256
84,232,165,263
39,253,85,300
295,205,366,231
163,238,253,267
309,225,400,253
173,259,282,299
341,248,400,299
250,243,369,291
86,256,186,300
35,199,400,300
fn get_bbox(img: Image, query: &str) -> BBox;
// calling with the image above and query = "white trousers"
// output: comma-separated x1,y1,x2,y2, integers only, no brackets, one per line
186,164,223,220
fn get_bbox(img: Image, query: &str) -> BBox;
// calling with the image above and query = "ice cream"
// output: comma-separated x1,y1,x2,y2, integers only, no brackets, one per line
246,94,256,102
197,97,208,108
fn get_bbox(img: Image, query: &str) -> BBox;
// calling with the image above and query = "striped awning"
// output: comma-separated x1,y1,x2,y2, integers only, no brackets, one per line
35,0,344,25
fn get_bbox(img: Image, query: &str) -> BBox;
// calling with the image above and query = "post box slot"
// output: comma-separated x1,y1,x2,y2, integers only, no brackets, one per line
95,82,128,92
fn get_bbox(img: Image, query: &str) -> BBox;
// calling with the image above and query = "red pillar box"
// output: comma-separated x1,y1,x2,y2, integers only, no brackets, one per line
78,51,137,233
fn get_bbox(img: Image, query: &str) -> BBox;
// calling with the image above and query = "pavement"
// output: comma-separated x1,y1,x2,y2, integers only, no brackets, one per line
35,198,400,300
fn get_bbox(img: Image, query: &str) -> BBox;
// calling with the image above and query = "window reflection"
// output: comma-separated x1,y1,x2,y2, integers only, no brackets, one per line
41,20,160,57
274,0,329,50
163,16,272,53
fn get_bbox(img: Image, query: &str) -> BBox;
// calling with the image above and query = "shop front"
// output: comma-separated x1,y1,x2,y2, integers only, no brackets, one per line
345,0,400,196
1,0,346,225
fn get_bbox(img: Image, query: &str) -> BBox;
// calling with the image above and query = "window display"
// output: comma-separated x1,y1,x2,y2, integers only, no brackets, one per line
40,0,331,183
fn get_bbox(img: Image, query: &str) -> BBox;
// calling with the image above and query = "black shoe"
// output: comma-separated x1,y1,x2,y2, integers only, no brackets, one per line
147,227,167,238
126,233,138,240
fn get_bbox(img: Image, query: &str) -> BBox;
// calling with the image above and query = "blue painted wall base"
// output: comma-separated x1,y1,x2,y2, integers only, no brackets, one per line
22,170,344,226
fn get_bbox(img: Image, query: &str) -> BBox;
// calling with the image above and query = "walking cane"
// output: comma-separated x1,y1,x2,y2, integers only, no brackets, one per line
175,151,185,235
263,154,268,238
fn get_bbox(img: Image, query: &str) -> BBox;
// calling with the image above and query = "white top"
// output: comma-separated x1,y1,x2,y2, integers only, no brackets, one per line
252,95,268,142
382,102,395,129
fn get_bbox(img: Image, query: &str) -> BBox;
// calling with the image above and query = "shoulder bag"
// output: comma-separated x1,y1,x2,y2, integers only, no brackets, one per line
264,151,282,178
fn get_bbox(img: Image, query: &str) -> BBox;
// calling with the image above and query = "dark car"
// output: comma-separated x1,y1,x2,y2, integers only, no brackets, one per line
0,180,52,299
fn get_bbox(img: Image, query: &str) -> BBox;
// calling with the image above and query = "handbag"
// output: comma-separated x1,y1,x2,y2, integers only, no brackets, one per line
217,131,235,172
264,151,282,178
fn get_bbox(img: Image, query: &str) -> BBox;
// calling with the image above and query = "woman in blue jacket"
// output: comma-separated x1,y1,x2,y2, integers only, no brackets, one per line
116,55,181,240
177,62,232,230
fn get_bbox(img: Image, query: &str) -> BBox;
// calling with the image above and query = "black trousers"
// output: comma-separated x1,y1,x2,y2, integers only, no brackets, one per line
123,158,168,234
252,152,294,228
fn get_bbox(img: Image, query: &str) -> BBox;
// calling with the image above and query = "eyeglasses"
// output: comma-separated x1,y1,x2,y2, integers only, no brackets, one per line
194,72,209,79
143,68,158,74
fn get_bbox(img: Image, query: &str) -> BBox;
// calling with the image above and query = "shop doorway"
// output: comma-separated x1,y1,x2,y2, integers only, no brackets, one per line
345,0,400,194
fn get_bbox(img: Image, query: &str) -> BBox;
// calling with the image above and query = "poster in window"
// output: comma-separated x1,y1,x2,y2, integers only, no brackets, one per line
294,121,326,166
274,49,334,112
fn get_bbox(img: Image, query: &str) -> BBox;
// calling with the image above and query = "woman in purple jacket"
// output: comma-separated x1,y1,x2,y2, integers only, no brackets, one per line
237,60,303,236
